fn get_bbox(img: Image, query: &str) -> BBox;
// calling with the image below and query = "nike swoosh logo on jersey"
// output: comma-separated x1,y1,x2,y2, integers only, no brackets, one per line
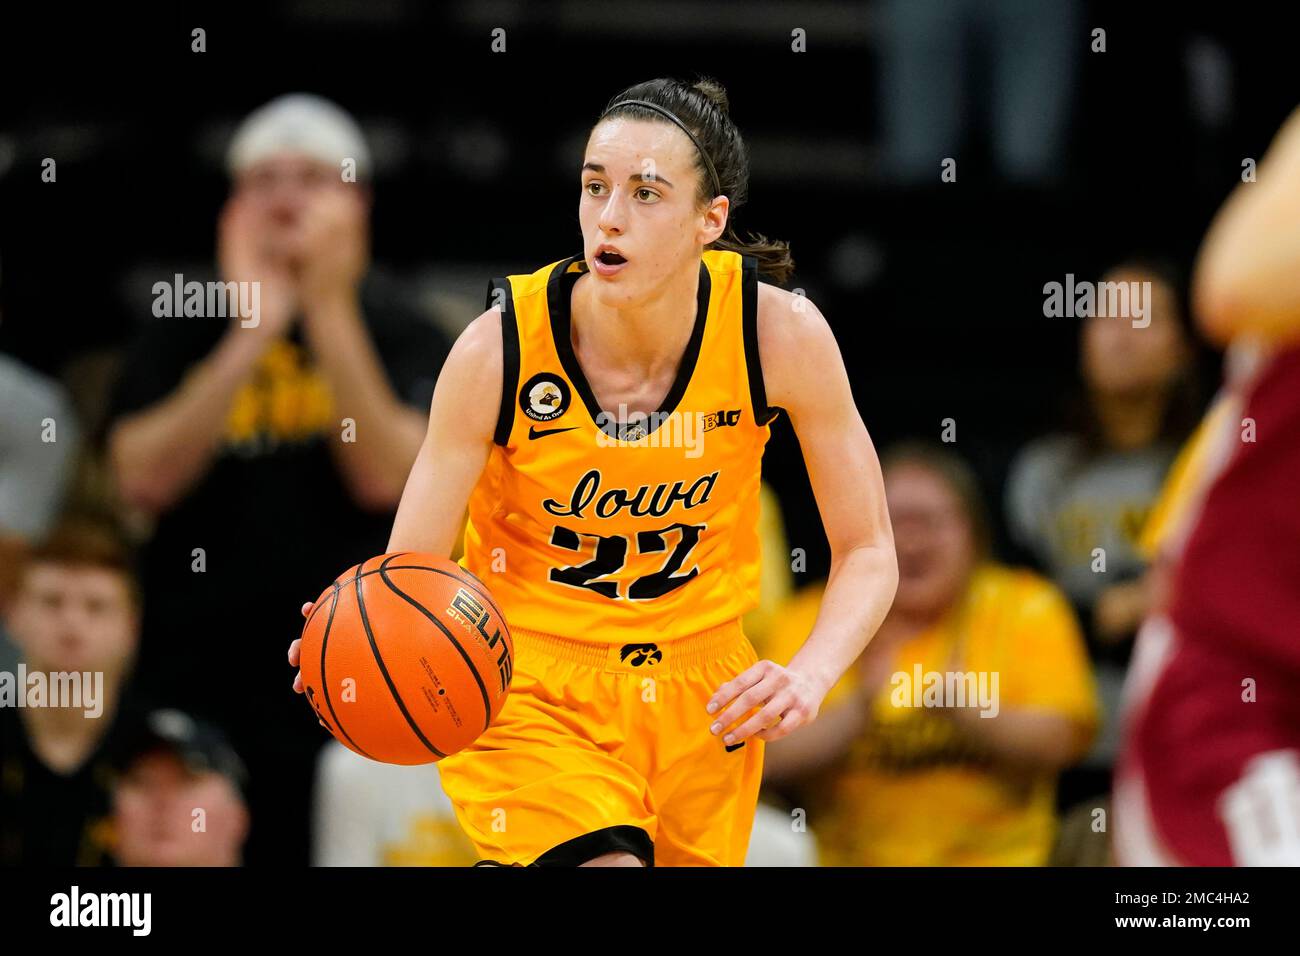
725,742,746,752
529,425,580,440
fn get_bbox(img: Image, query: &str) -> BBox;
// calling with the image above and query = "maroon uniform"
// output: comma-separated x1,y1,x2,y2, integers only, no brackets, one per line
1117,343,1300,865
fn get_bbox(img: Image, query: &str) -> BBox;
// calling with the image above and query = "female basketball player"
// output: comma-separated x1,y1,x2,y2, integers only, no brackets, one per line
289,77,897,866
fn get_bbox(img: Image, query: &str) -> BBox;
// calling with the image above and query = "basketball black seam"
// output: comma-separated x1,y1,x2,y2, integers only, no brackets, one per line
330,562,512,639
378,554,495,736
303,558,512,729
318,586,372,759
304,590,332,629
353,561,448,759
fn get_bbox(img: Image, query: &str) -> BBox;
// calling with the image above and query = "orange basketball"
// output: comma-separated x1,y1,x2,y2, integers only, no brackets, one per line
298,552,513,765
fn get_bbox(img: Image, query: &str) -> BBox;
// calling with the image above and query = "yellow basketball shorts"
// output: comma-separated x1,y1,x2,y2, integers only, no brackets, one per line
437,619,765,866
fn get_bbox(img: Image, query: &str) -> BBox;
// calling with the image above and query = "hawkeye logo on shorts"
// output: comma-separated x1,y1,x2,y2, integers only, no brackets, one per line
520,372,572,423
619,643,663,667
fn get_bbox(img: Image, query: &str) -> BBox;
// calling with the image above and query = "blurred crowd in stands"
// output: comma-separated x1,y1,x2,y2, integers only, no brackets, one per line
1,3,1287,865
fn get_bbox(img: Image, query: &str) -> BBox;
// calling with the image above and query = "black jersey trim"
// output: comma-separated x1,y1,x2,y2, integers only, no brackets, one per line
547,254,711,439
531,824,655,867
489,277,520,446
741,255,779,426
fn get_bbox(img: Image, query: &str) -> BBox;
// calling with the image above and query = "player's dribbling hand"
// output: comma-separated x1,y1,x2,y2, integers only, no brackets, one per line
290,601,330,730
288,601,312,694
706,660,825,746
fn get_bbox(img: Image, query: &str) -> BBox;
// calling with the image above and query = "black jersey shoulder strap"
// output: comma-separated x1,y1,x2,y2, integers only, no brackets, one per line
487,277,520,446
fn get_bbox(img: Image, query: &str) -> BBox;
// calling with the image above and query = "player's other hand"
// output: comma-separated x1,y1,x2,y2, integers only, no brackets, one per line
706,660,825,746
291,600,332,731
288,601,313,695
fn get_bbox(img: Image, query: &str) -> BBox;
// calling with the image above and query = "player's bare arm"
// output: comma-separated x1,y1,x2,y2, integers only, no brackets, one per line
288,306,503,691
386,307,502,555
705,284,898,746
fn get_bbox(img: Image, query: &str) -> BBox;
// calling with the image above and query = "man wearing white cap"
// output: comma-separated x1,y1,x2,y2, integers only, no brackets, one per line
106,94,453,866
114,93,427,510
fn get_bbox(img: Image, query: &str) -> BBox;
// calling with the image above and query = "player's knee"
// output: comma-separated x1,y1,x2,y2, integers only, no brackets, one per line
579,850,646,867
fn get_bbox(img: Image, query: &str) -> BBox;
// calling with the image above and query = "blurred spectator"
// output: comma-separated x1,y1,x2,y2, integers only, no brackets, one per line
1049,796,1113,866
878,0,1082,184
763,443,1097,865
0,516,144,866
105,94,455,866
1006,260,1195,641
110,708,249,867
312,740,476,866
0,353,81,672
1004,258,1198,802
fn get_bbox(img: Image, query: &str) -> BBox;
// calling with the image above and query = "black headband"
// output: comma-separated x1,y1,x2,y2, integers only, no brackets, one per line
601,98,723,200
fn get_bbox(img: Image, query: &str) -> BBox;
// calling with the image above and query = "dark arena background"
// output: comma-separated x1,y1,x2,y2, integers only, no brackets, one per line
0,0,1293,940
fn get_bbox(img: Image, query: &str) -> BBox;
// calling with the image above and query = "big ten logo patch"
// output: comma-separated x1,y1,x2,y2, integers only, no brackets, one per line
701,409,741,432
447,588,512,692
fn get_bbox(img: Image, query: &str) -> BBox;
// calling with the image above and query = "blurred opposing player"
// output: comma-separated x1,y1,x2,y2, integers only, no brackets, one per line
290,76,898,865
1115,105,1300,865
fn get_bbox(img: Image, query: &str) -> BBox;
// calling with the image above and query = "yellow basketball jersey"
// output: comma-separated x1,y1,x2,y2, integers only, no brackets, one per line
460,249,778,644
